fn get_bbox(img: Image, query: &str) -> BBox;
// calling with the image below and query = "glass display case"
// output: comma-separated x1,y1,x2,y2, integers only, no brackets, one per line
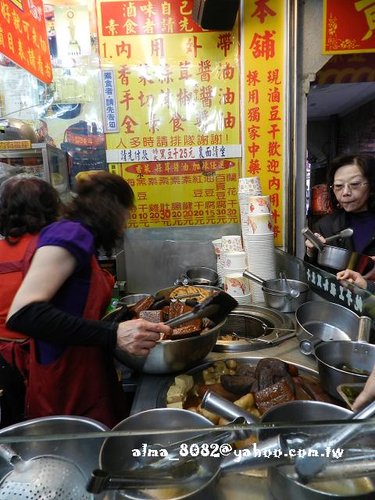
0,143,71,201
0,415,374,500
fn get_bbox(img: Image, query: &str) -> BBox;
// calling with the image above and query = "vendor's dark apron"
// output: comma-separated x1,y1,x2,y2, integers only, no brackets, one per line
0,234,37,426
26,257,129,428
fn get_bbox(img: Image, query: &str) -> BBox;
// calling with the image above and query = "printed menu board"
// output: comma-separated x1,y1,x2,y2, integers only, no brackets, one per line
97,0,241,228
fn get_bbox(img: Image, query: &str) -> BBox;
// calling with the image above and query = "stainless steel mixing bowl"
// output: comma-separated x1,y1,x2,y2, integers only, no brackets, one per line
115,318,226,374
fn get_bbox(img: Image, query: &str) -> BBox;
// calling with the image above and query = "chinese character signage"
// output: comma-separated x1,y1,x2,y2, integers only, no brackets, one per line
97,0,241,228
324,0,375,54
242,0,286,245
102,69,119,133
0,0,52,83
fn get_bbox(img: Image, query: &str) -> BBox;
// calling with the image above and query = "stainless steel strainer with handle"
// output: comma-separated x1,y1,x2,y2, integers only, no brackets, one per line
0,444,93,499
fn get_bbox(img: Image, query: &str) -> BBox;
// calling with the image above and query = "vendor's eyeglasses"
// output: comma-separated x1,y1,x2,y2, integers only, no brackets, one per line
330,181,368,193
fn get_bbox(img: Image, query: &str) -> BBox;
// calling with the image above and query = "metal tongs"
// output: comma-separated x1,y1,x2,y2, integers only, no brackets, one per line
294,399,375,483
133,416,249,470
87,460,199,493
164,291,238,328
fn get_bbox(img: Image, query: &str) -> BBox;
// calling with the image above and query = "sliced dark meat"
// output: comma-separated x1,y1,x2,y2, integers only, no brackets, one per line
257,366,274,391
255,358,289,378
254,377,295,415
236,364,257,377
171,319,202,339
138,310,164,322
300,380,335,403
168,300,186,318
273,372,296,396
251,379,259,393
132,296,156,316
221,374,256,395
254,379,295,415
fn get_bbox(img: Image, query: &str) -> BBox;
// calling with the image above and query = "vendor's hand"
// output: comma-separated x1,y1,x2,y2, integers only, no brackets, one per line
363,256,375,281
336,269,368,289
116,319,172,356
305,232,326,258
352,365,375,411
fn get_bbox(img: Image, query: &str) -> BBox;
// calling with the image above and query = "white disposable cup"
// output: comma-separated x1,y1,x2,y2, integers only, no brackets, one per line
238,176,262,194
212,238,222,256
247,213,274,235
248,195,271,215
222,251,247,269
221,235,243,252
224,272,251,296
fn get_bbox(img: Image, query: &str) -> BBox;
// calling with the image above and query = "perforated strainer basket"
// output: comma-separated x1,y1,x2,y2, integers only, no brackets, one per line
0,454,93,499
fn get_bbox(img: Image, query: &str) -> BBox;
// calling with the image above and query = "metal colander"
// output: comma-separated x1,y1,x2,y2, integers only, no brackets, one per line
0,455,93,499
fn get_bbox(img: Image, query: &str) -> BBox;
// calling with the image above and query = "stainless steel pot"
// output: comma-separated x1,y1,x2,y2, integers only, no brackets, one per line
202,396,375,499
243,270,309,313
99,408,220,499
114,318,226,374
295,301,362,342
118,294,151,307
177,267,219,286
268,465,375,500
0,416,108,481
314,340,375,401
302,227,375,274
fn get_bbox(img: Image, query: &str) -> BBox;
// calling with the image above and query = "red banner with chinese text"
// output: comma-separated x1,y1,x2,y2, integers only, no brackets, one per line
242,0,286,246
0,0,52,83
324,0,375,54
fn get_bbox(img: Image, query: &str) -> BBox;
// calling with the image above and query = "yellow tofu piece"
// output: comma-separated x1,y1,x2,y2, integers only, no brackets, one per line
166,384,185,404
167,401,184,408
174,374,194,392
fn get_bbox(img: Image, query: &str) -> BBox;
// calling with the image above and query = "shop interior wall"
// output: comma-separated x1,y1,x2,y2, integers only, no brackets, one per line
123,224,240,294
307,98,375,187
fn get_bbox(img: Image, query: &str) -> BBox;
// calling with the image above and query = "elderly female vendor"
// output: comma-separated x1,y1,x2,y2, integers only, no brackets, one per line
305,153,375,270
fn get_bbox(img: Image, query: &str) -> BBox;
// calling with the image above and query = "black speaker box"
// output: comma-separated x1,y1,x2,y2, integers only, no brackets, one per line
193,0,240,31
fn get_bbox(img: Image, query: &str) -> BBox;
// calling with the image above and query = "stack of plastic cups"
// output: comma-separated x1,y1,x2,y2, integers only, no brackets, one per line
245,194,277,302
211,238,223,286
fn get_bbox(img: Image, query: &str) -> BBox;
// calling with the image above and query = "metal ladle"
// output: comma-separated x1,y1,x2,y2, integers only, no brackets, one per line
325,227,353,243
280,271,300,298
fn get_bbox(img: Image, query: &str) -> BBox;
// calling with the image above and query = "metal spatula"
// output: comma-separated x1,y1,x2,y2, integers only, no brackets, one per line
165,291,238,328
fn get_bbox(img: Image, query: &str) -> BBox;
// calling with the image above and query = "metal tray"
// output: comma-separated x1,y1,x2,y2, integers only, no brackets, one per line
156,356,319,408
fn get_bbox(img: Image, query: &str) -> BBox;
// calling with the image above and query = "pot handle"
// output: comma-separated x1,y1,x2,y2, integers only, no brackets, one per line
357,315,372,343
0,444,22,466
301,227,324,252
242,270,265,286
201,390,260,424
299,336,322,356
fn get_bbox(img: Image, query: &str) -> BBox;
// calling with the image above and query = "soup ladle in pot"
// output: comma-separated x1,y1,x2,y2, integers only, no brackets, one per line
280,271,300,298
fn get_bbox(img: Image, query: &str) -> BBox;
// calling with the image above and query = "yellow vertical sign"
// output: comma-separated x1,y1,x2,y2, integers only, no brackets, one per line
97,0,241,229
242,0,286,245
